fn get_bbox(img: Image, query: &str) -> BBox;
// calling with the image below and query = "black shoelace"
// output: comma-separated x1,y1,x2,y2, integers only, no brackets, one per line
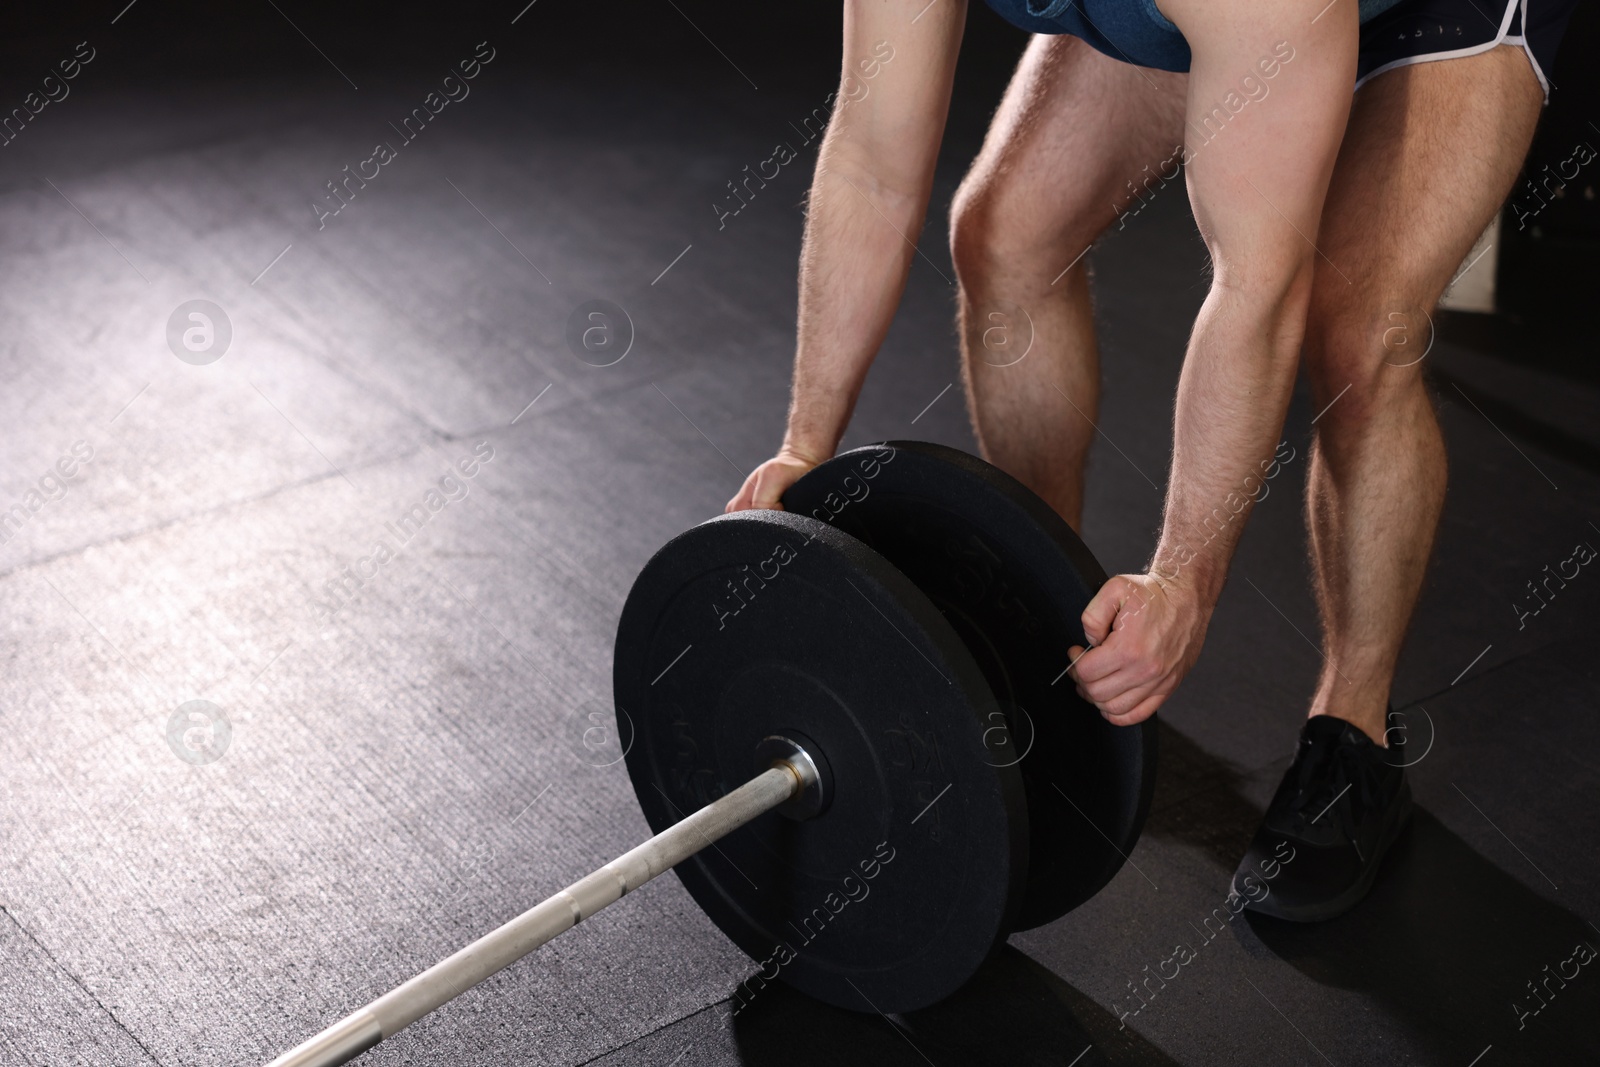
1285,728,1384,844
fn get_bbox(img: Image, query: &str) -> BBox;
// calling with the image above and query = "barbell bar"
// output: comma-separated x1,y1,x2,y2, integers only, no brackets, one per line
267,739,823,1067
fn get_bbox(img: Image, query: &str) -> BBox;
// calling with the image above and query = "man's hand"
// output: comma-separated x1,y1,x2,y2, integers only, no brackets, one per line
1067,574,1212,726
725,448,823,512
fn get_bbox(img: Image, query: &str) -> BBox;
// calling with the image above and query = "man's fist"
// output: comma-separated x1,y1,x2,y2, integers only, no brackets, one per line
1066,573,1212,726
725,448,823,513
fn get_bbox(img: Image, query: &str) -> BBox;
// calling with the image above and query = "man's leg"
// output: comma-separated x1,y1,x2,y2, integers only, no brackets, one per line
1304,45,1545,744
950,35,1186,529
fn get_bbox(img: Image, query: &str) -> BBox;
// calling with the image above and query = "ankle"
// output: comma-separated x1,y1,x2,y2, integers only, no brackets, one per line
1307,705,1391,747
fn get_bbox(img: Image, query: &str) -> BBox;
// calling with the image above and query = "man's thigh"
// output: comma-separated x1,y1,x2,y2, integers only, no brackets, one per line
1310,44,1545,338
955,33,1187,254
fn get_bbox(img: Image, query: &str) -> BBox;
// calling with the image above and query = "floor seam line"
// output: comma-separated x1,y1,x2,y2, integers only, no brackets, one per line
1403,638,1580,709
1,905,166,1067
567,999,733,1067
0,433,455,583
0,373,694,587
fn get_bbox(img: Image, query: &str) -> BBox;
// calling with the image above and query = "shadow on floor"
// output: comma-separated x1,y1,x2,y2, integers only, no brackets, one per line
733,717,1598,1065
730,945,1182,1066
1246,808,1600,1064
1112,718,1600,1063
1139,717,1270,872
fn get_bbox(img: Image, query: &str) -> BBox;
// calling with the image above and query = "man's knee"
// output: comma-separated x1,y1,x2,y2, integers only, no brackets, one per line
1305,286,1434,426
949,168,1099,285
950,174,1020,282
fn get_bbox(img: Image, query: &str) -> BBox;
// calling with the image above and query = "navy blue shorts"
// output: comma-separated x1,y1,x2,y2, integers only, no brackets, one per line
981,0,1579,101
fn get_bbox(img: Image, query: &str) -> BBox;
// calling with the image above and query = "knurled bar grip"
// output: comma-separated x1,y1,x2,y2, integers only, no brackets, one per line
266,763,805,1067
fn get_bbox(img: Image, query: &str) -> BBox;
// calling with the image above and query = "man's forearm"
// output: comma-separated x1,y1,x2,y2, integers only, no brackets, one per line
783,150,934,461
1149,277,1310,606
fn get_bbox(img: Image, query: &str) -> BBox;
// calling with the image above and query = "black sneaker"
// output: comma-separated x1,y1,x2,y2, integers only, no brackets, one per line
1230,710,1413,922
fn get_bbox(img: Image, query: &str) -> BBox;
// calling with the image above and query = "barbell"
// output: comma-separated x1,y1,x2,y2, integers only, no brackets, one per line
266,440,1156,1067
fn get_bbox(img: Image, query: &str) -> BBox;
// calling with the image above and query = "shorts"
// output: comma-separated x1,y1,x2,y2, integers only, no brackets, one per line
1355,0,1579,99
980,0,1580,102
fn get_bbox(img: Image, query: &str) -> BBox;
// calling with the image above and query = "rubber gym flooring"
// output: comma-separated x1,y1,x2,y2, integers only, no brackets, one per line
2,4,1597,1065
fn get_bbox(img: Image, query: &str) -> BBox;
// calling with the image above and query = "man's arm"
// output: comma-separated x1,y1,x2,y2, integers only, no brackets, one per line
726,0,966,512
1069,0,1359,723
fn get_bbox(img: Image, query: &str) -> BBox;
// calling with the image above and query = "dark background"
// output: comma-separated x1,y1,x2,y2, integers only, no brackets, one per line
4,0,1594,357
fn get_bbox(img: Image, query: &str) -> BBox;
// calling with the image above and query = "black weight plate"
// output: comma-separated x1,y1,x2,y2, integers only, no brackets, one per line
614,509,1028,1013
783,441,1156,930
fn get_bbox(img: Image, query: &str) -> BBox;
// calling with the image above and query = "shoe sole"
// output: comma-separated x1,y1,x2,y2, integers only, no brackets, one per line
1243,778,1414,923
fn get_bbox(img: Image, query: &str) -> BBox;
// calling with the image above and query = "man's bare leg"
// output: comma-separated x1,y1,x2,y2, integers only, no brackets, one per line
1304,45,1544,743
950,35,1186,529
